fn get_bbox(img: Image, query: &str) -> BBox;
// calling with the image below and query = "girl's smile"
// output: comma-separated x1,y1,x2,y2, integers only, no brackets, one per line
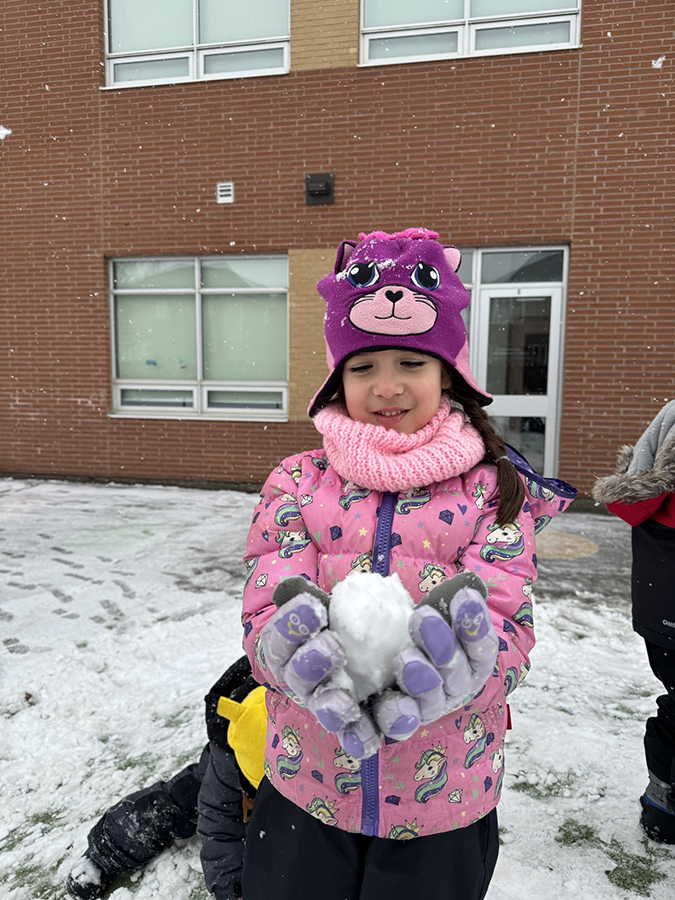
341,348,450,434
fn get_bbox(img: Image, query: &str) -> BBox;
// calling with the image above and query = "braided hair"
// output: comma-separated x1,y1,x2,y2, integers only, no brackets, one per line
448,376,526,527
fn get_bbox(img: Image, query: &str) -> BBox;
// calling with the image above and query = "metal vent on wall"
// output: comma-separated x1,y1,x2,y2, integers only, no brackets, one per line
216,181,235,204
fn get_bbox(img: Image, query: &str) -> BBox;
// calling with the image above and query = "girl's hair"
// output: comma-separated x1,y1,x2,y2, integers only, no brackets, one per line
448,374,526,526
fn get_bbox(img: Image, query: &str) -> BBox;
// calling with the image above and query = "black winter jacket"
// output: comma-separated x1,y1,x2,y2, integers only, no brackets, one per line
593,432,675,649
198,657,257,900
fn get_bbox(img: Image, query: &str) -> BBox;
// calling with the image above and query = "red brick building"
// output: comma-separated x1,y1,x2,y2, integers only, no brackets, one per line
1,1,673,497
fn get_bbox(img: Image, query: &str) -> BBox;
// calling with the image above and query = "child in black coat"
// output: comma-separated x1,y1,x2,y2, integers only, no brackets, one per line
198,660,266,899
66,656,264,900
593,400,675,843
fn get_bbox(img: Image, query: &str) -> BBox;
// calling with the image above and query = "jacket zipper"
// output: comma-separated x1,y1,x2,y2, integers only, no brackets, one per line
360,490,397,836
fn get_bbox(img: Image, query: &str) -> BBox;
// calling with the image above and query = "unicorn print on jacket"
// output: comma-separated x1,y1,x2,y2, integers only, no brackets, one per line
333,748,362,795
276,725,303,780
480,522,524,563
414,744,449,803
418,563,448,593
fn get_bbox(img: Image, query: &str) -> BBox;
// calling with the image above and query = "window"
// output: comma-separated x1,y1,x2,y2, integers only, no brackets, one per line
105,0,290,87
361,1,580,65
110,256,288,419
458,246,568,475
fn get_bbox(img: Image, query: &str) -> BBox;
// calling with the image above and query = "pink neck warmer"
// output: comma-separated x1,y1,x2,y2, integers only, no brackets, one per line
313,397,486,492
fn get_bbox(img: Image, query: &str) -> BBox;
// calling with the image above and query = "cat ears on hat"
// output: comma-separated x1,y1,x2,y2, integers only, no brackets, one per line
333,238,462,275
333,240,358,273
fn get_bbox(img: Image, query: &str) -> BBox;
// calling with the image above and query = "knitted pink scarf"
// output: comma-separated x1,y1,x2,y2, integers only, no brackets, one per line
313,397,486,492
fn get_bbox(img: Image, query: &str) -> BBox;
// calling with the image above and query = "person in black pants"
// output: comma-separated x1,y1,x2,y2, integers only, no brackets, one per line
593,400,675,843
66,656,263,900
643,642,675,817
244,776,498,900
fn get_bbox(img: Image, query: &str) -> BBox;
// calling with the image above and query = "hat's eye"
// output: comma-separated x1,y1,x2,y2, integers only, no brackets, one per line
411,262,440,290
347,262,379,288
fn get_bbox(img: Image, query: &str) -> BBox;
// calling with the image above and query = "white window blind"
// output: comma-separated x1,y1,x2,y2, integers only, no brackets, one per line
111,256,289,420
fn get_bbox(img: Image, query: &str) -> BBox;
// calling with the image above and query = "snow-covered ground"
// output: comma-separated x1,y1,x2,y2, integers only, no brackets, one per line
1,478,674,899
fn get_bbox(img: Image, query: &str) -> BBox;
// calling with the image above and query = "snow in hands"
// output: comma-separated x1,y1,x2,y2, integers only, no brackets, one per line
261,570,498,758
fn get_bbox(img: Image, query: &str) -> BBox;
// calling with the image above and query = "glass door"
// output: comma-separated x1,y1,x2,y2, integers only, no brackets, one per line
473,286,563,475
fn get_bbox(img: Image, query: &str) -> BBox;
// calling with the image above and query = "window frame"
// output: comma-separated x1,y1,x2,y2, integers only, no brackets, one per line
458,244,569,477
198,41,290,81
103,0,290,89
360,1,581,66
109,255,289,422
364,25,463,66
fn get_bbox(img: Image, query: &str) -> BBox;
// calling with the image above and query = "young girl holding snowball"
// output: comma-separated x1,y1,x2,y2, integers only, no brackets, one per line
240,229,576,900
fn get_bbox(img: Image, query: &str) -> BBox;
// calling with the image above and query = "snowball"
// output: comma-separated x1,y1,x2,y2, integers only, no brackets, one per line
329,571,414,701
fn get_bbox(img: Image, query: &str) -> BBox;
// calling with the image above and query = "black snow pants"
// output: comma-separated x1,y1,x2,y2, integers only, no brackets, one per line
242,777,499,900
644,641,675,791
86,746,210,876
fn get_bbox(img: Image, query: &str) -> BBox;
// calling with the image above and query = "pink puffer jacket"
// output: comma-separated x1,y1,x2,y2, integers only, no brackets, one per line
242,447,575,839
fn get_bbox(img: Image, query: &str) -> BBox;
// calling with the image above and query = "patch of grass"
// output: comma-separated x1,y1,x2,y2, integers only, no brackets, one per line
190,882,212,900
555,818,668,897
6,863,58,898
606,838,667,895
625,684,657,701
115,750,159,773
163,708,192,729
0,808,65,856
173,746,204,769
0,824,30,854
164,713,184,728
555,818,600,846
512,770,577,800
29,807,65,828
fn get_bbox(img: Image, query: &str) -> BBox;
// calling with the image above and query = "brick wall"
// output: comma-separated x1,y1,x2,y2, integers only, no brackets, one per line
291,0,359,71
288,248,334,419
1,1,674,494
559,0,675,489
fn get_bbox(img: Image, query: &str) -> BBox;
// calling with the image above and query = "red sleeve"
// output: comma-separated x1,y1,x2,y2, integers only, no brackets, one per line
606,494,668,527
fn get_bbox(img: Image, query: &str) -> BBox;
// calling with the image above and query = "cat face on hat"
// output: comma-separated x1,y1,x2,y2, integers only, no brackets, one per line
309,229,491,416
318,229,469,368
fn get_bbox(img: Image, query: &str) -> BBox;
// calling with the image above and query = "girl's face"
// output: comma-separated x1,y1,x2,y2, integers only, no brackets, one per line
342,349,449,434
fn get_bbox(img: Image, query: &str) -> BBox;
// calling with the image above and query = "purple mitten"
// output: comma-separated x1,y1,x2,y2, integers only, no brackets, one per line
392,639,449,721
282,629,347,701
370,689,422,742
308,682,361,733
260,576,355,708
448,583,499,696
338,710,382,760
373,573,498,737
413,573,498,707
260,591,328,683
308,683,382,759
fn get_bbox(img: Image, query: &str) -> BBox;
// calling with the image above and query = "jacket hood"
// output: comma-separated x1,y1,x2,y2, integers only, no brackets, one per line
592,431,675,504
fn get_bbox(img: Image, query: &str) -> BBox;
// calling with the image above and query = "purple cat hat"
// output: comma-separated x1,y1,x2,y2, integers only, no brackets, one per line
308,228,492,417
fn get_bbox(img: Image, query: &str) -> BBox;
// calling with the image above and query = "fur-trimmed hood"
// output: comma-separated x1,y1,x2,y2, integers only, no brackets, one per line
592,430,675,504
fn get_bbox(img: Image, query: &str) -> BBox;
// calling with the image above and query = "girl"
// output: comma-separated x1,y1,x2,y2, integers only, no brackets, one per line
240,228,576,900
